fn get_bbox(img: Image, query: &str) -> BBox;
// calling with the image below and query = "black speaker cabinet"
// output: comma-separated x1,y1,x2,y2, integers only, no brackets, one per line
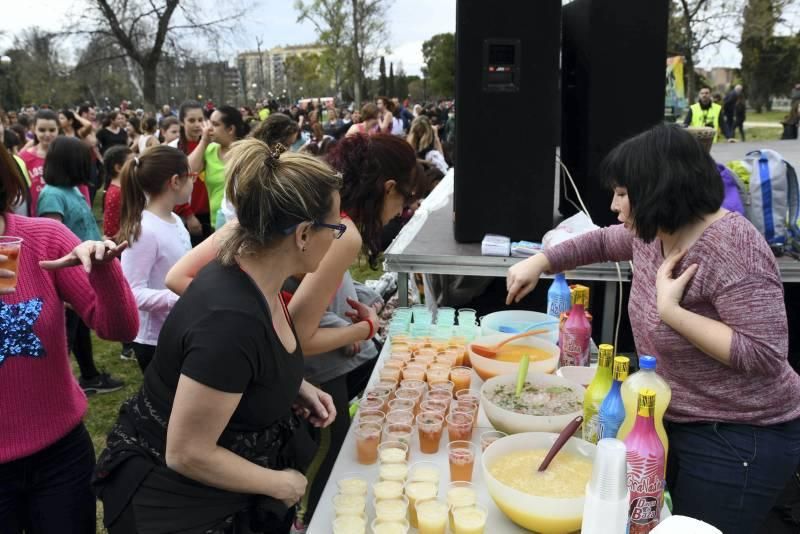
560,0,669,226
453,0,561,243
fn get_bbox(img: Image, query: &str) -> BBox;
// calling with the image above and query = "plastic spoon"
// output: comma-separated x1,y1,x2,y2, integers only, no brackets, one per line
498,319,559,334
515,354,530,398
470,329,550,359
537,415,584,472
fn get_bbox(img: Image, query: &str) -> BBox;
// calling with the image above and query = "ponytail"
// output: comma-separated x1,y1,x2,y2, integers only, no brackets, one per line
117,145,188,243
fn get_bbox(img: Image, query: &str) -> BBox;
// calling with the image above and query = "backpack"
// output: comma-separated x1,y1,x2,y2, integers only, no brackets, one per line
738,149,800,255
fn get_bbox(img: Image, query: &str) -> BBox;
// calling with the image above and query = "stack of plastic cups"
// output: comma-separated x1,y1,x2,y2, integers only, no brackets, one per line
581,438,630,534
455,308,479,341
436,307,456,326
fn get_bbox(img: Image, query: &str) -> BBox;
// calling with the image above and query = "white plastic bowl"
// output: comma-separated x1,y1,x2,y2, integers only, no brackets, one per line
480,310,559,344
480,372,584,434
468,333,559,381
556,366,597,388
482,432,596,533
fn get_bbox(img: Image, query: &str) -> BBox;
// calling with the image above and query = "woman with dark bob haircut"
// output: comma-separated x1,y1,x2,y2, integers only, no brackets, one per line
507,123,800,533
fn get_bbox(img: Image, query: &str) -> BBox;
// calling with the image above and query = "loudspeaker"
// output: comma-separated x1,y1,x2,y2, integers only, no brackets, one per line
560,0,669,226
453,0,561,243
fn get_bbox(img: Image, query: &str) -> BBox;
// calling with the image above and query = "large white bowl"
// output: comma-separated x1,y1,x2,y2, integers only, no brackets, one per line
480,372,584,434
482,432,596,533
468,333,559,381
481,310,559,344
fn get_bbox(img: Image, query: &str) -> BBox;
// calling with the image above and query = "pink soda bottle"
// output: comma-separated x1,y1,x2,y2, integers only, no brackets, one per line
559,285,591,367
623,389,665,534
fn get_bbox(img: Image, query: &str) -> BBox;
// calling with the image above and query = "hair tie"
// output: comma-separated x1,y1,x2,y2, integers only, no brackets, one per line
265,143,287,169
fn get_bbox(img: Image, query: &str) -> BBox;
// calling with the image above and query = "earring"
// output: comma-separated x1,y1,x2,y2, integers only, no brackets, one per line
302,245,306,252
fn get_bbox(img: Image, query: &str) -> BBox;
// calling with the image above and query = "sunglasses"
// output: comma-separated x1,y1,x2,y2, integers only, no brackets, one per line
282,220,347,239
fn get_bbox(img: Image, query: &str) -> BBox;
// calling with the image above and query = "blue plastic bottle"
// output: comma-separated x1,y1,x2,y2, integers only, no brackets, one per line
547,273,572,318
598,356,630,440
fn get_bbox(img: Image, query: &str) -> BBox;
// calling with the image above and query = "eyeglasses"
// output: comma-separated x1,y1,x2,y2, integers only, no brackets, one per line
282,220,347,239
183,171,199,182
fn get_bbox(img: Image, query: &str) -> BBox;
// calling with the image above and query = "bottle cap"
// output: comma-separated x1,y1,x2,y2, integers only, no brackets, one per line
571,285,590,307
598,344,614,368
637,388,656,417
612,356,629,381
639,355,656,370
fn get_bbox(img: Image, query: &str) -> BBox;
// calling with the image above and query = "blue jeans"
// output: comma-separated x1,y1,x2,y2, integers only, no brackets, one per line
666,418,800,534
0,423,96,534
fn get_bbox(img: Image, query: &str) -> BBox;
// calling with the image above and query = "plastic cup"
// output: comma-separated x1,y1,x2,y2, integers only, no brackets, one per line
426,367,450,385
451,504,488,534
401,365,426,382
480,430,507,451
379,441,409,464
382,423,413,448
404,480,438,528
448,441,476,482
394,388,422,415
447,481,478,531
416,411,445,454
373,480,405,501
417,347,437,358
446,412,474,442
385,359,405,371
374,496,409,522
429,380,455,396
454,391,481,426
366,385,393,411
386,410,414,427
370,518,410,534
399,379,427,397
379,462,409,483
435,353,457,368
333,514,367,534
447,344,467,367
356,409,385,426
388,398,415,414
449,367,472,393
337,474,368,496
379,367,402,382
427,389,454,409
415,499,449,534
457,308,477,326
390,351,413,363
333,493,367,516
0,237,22,290
354,422,382,465
408,461,441,485
359,397,385,412
420,399,448,418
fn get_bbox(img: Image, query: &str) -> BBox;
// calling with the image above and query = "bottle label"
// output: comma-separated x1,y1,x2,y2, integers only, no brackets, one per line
626,452,664,533
560,332,589,366
583,414,601,444
547,296,570,318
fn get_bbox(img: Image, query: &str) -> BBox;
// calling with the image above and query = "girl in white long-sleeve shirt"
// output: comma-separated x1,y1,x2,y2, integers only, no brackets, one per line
118,146,194,371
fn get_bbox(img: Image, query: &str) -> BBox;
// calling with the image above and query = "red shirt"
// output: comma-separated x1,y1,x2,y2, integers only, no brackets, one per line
173,139,210,219
21,150,91,216
103,183,122,239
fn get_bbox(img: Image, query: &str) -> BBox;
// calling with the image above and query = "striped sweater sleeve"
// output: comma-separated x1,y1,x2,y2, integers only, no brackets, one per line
544,224,634,273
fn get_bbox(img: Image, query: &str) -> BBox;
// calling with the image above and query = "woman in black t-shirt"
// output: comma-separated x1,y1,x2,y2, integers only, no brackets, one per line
96,111,129,155
94,140,341,533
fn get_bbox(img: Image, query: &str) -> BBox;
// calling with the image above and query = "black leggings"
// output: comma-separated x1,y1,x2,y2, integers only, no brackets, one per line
132,343,156,373
66,308,99,380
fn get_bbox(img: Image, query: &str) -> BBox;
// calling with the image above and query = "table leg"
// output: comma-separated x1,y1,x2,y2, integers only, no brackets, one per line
398,272,409,307
601,280,618,344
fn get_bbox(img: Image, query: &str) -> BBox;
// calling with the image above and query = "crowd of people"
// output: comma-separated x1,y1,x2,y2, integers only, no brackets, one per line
0,95,452,533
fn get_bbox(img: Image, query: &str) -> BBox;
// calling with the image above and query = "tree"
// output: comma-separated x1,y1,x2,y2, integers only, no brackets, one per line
77,0,245,110
669,0,743,102
388,61,395,97
295,0,350,97
285,53,328,99
379,56,387,95
421,33,455,98
349,0,391,107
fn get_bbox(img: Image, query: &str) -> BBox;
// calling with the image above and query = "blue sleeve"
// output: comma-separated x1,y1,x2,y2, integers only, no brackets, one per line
37,188,66,218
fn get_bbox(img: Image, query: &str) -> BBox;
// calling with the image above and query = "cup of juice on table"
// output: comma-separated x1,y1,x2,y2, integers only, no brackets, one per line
447,343,468,366
378,440,408,464
401,364,425,382
354,422,381,465
426,367,450,385
415,499,449,534
379,367,401,382
479,430,507,451
446,412,474,442
420,399,448,418
405,480,438,528
370,518,410,534
400,379,426,396
454,391,481,426
0,237,22,290
332,514,366,534
385,359,405,371
429,380,455,396
452,504,488,534
337,474,368,495
449,366,472,393
387,398,414,414
379,462,409,483
356,409,385,426
394,388,421,415
448,441,476,482
447,481,478,531
374,496,409,522
333,493,366,516
390,351,413,363
358,396,384,412
366,386,393,411
373,480,405,501
416,411,445,454
428,389,453,409
382,423,413,448
386,410,414,427
409,461,441,485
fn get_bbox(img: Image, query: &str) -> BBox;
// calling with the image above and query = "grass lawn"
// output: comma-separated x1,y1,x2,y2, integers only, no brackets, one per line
747,110,788,124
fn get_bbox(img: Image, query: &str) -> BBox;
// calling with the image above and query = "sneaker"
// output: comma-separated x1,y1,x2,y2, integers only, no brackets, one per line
120,346,135,361
80,372,125,394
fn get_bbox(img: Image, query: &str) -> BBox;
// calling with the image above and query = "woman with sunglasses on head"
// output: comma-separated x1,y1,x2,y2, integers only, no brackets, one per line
117,146,193,372
94,139,337,533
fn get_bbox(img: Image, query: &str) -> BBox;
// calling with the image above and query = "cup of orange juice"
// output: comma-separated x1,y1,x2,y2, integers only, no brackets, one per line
0,237,22,290
449,367,472,393
416,411,445,454
447,441,476,482
354,422,381,465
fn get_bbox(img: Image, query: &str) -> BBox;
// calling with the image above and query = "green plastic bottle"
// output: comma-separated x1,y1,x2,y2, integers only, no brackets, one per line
582,343,614,444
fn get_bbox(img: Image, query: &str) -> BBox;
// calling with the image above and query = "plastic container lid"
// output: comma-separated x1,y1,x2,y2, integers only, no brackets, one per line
639,355,657,370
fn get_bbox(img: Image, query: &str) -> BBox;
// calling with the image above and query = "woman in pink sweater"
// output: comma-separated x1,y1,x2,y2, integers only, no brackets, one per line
507,124,800,533
0,143,138,533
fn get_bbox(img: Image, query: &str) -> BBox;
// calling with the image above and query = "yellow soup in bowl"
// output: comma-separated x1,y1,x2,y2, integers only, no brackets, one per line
494,345,554,363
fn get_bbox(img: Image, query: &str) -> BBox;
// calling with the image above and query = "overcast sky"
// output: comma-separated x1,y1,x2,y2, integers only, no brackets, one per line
2,0,768,75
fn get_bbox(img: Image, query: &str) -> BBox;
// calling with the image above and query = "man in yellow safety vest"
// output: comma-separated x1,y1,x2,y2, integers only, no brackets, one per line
683,86,722,142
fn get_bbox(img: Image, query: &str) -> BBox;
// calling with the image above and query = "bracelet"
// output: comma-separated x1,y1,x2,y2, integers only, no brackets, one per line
361,318,375,341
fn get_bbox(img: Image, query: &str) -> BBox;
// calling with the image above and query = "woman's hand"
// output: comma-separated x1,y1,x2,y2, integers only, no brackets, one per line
506,254,549,305
0,255,16,295
344,297,379,329
39,240,128,274
274,468,307,508
656,248,698,318
293,380,336,428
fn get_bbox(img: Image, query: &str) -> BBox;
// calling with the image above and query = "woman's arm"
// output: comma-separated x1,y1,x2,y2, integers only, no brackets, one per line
74,114,94,139
188,124,212,173
165,223,234,295
166,375,306,504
